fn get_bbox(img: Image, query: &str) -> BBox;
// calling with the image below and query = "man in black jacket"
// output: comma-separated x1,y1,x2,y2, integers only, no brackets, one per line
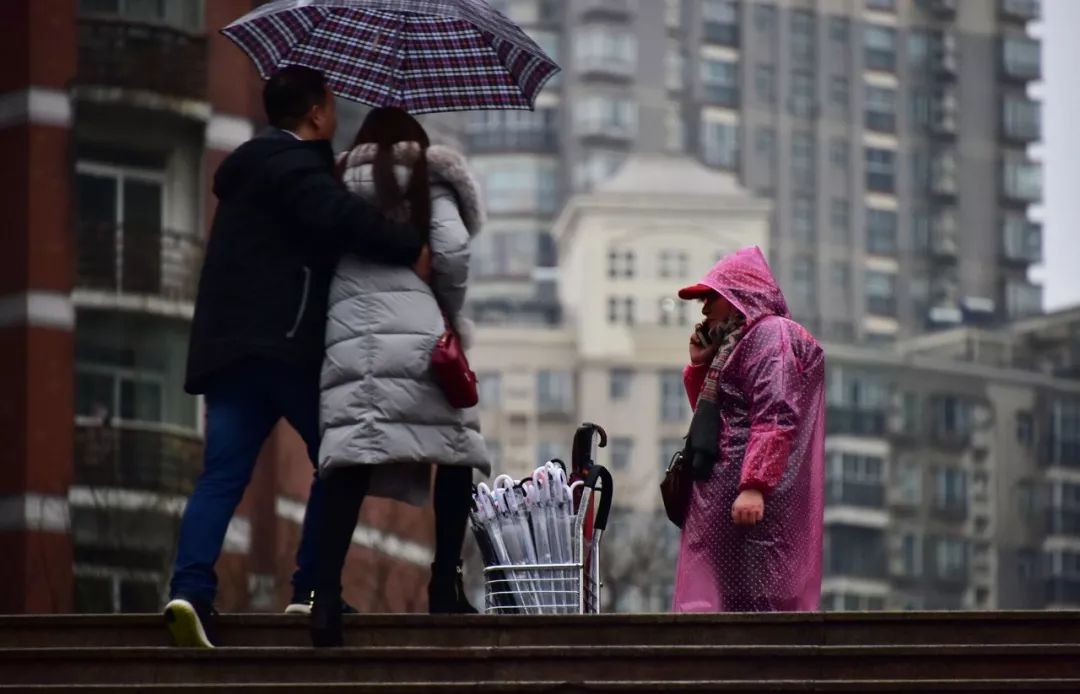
164,66,427,647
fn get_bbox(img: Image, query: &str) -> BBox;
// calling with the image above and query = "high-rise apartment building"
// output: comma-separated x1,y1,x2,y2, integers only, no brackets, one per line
465,0,1043,344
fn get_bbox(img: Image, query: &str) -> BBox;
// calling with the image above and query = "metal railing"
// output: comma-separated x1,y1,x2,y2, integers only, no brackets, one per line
77,17,208,101
74,421,203,495
76,224,202,303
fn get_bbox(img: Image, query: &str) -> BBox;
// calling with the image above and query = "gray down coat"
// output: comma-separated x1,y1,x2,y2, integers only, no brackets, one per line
318,142,491,506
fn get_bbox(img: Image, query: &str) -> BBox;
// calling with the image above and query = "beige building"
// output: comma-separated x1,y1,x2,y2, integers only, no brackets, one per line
471,153,771,511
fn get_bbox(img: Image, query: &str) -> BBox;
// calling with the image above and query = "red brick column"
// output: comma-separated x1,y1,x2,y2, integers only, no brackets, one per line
0,0,77,613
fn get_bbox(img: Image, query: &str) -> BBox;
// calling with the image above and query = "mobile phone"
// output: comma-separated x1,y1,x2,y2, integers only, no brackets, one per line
695,323,714,347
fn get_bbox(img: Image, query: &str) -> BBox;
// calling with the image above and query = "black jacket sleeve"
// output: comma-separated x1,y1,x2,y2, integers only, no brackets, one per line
264,146,423,266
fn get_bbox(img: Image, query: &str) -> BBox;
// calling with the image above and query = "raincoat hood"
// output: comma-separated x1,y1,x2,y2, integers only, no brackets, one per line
678,246,790,326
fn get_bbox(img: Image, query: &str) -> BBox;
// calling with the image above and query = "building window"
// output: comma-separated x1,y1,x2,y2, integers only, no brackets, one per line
666,104,685,153
701,58,740,107
830,139,849,169
865,270,897,316
703,0,739,46
791,256,816,307
866,0,896,11
1049,399,1080,467
610,437,634,471
659,250,690,279
607,249,635,279
755,64,776,103
792,132,815,188
537,370,574,415
701,120,739,170
900,533,923,578
1006,280,1043,318
895,461,922,505
790,10,816,63
1002,95,1041,141
789,70,816,118
609,369,633,401
466,109,558,151
666,43,684,91
831,261,850,293
935,468,968,511
607,296,636,325
478,373,502,409
474,157,558,214
866,208,898,256
537,441,568,465
756,127,776,157
865,85,897,132
754,3,776,33
864,25,897,72
1016,411,1035,447
792,195,816,242
575,27,637,75
1002,36,1041,80
829,16,849,43
935,537,969,580
865,147,896,193
830,76,849,107
78,0,204,31
830,198,850,243
1003,214,1042,263
660,370,689,422
1002,156,1042,203
575,95,638,138
575,150,627,191
659,296,690,326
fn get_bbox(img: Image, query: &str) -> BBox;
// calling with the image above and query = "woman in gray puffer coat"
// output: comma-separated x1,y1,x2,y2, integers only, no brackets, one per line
311,107,490,646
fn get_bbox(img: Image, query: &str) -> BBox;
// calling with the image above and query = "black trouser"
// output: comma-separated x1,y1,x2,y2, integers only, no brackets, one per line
314,465,473,597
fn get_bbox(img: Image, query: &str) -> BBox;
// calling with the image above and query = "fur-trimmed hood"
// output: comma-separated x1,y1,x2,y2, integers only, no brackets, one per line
340,142,485,236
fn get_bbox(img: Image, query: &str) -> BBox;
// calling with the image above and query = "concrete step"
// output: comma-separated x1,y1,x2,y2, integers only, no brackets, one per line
2,612,1078,649
2,645,1079,686
3,680,1080,693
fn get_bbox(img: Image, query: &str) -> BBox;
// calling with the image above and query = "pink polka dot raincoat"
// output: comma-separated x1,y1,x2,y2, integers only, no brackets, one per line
672,247,825,613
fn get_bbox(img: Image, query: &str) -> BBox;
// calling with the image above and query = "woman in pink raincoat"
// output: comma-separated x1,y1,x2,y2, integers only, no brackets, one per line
672,246,825,613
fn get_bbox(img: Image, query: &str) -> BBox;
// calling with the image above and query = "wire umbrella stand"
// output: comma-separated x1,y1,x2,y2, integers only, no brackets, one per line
481,465,612,615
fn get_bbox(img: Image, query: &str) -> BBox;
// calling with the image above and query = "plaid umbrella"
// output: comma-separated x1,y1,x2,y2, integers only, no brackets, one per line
222,0,560,114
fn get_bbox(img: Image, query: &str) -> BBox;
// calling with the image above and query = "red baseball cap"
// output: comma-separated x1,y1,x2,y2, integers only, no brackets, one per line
677,283,718,300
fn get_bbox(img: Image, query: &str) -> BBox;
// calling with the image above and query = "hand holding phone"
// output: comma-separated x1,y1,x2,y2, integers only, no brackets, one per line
689,322,719,366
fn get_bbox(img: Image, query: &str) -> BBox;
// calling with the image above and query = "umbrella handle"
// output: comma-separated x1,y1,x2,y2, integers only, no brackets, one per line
583,465,613,533
571,423,608,476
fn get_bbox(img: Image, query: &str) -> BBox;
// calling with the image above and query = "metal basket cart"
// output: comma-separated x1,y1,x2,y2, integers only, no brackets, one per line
482,465,612,614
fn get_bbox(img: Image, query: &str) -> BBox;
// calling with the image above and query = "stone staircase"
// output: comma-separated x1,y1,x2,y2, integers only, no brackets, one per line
1,612,1079,691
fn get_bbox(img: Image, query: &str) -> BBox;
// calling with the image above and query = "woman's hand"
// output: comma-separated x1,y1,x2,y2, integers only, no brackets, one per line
732,489,765,525
689,323,719,366
413,244,432,283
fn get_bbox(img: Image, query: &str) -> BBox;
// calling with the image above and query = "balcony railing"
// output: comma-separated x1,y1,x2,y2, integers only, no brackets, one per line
76,224,203,304
466,129,558,153
827,481,886,509
77,17,208,101
1046,577,1080,606
578,0,635,21
827,408,887,437
1045,438,1080,467
826,550,887,580
1048,510,1080,536
74,421,203,496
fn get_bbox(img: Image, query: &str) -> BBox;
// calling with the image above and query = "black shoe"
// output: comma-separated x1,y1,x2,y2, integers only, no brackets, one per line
164,597,218,648
428,561,478,615
310,592,344,648
286,590,357,615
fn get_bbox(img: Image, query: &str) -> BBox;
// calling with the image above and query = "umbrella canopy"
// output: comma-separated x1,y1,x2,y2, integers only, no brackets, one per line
222,0,560,114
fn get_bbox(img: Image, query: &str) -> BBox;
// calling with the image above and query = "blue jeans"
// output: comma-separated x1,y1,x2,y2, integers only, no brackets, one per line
170,358,324,605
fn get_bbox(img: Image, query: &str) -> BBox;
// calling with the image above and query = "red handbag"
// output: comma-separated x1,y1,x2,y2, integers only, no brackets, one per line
431,317,478,409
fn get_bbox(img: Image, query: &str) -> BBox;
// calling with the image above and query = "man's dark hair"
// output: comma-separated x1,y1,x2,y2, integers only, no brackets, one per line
263,66,329,130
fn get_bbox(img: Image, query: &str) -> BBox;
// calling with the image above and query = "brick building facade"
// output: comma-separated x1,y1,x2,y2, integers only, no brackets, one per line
0,0,433,614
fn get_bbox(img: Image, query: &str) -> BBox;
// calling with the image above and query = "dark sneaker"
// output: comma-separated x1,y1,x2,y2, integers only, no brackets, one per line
285,590,357,615
164,597,217,648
